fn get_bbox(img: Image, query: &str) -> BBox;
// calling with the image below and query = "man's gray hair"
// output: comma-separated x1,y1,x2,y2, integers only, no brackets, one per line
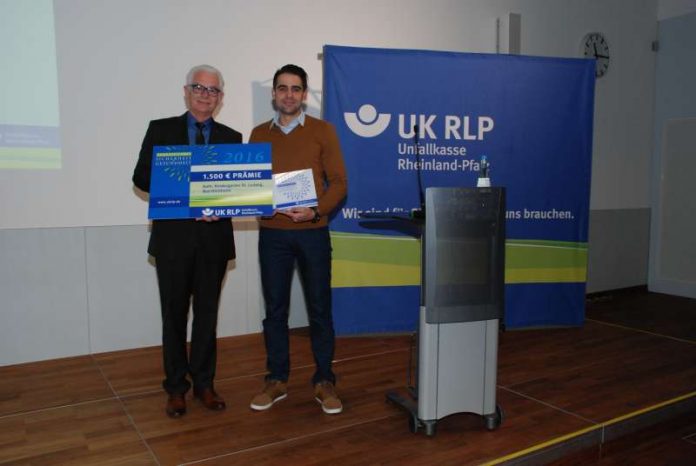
186,64,224,89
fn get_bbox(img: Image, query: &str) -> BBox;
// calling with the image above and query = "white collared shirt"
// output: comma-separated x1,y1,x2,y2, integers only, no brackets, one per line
271,111,305,135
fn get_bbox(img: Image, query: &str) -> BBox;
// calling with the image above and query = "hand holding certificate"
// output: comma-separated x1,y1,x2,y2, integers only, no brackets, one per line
273,168,318,210
149,148,320,221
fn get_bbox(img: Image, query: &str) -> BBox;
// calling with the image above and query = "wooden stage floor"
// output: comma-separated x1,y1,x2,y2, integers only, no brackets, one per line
1,289,696,465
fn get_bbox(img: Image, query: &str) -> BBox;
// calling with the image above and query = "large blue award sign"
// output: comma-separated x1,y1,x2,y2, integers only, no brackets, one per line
323,45,595,332
149,143,273,219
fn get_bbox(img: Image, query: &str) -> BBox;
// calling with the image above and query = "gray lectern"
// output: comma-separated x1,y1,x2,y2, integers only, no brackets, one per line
386,187,505,436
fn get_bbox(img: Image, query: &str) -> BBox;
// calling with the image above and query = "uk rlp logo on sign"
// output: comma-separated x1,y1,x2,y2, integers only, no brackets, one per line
344,104,391,137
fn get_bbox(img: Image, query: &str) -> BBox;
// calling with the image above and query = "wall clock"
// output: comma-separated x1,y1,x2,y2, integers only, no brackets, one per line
582,32,610,78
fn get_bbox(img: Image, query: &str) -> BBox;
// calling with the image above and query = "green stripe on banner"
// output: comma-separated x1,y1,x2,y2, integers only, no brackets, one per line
331,232,420,287
0,147,61,169
330,233,586,288
506,239,587,283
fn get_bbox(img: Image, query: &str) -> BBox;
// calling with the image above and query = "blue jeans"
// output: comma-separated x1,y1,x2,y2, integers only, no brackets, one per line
259,227,336,385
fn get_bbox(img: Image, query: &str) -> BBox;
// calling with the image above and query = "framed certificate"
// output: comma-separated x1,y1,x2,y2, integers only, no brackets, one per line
273,168,318,209
149,143,273,219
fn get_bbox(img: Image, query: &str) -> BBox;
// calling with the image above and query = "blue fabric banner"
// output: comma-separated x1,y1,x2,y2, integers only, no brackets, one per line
323,45,595,332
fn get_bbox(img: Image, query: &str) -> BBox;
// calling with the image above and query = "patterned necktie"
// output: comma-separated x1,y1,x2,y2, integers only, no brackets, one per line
195,122,205,145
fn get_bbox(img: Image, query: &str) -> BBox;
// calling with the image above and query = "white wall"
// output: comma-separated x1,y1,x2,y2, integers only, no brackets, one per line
648,9,696,298
0,0,659,229
0,0,663,365
658,0,696,20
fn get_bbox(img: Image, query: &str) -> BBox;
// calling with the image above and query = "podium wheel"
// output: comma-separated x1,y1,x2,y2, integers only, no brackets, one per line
484,405,504,431
408,415,419,434
423,420,437,437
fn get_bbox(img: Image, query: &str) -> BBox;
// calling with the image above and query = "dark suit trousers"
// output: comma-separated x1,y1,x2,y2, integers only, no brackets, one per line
155,253,228,394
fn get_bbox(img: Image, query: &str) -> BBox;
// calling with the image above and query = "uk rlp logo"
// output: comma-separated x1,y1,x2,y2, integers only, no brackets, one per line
344,104,391,137
345,103,494,140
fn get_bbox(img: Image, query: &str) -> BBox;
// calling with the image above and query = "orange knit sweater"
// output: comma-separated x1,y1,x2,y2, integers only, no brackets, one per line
250,115,348,229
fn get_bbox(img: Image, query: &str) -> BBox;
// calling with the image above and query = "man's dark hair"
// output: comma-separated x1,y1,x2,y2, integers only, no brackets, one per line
273,64,308,90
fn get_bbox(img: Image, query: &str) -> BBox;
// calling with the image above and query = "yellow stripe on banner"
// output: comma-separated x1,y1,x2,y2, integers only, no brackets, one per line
331,259,420,288
505,267,587,284
332,264,588,287
483,390,696,465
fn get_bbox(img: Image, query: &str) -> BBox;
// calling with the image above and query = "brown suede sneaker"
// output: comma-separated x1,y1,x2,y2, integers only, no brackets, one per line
314,381,343,414
250,380,287,411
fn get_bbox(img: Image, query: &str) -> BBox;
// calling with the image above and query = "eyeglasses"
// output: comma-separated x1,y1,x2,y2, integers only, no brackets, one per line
188,83,222,97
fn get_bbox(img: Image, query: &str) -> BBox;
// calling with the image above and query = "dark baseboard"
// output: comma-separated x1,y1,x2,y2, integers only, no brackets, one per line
586,285,647,301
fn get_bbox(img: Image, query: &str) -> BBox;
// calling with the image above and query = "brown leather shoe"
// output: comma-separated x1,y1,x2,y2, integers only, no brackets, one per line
165,393,186,418
194,388,226,411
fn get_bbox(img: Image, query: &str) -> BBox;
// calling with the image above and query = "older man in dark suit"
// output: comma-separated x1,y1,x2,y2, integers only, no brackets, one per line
132,64,241,418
